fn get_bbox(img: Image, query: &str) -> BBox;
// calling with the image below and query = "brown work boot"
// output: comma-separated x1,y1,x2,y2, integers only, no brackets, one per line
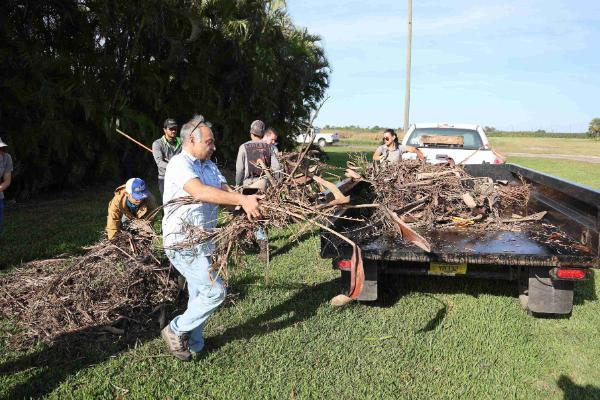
161,325,192,361
258,240,269,262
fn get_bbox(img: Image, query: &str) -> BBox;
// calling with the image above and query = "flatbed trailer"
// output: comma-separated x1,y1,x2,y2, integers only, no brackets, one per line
320,164,600,316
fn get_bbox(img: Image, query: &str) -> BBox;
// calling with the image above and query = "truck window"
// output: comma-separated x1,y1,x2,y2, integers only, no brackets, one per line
407,128,483,150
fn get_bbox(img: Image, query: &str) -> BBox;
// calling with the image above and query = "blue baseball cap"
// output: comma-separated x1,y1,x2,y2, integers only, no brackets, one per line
125,178,149,201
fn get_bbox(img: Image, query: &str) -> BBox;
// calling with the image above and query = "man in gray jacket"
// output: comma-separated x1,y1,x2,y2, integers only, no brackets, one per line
235,120,280,190
152,118,182,199
235,120,280,260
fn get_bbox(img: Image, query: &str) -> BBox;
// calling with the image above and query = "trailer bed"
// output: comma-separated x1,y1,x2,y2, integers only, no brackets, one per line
355,228,597,267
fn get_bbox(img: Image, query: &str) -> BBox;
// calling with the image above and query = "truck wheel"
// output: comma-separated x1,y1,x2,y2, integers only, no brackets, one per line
318,138,327,147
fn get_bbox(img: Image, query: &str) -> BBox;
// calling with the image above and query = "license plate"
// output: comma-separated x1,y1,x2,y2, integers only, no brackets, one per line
429,262,467,276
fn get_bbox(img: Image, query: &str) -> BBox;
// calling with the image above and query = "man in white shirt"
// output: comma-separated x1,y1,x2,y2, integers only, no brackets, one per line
161,117,260,361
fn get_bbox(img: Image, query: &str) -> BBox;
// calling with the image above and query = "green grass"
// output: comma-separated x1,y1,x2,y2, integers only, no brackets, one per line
507,157,600,189
0,184,163,270
1,147,599,399
0,191,107,269
1,229,598,399
490,137,600,157
329,130,600,158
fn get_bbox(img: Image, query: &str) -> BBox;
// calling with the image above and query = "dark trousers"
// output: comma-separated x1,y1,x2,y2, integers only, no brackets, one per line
158,178,165,203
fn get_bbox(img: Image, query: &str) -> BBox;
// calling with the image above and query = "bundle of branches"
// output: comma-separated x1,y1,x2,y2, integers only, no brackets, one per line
164,149,356,284
346,154,538,236
0,220,178,349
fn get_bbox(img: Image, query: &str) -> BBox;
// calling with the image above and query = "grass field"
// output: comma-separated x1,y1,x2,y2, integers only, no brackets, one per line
331,129,600,159
490,137,600,158
1,138,599,399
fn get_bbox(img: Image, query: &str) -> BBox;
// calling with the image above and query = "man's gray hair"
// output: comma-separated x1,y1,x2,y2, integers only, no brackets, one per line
180,117,212,143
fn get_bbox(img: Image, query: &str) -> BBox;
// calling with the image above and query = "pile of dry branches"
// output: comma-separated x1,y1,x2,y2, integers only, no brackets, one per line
346,154,540,236
0,220,177,349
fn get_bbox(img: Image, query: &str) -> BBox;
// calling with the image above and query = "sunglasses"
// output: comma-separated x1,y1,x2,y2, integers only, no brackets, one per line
167,127,177,131
383,137,393,142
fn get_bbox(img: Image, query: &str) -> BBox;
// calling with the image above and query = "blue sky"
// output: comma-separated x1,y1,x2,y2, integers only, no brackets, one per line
287,0,600,132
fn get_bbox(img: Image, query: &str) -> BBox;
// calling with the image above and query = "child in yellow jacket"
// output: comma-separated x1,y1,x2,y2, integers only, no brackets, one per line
106,178,157,240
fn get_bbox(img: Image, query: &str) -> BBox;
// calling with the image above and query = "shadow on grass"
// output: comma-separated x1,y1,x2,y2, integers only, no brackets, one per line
206,279,338,352
0,324,160,399
415,294,450,333
557,375,600,400
0,273,336,397
270,230,318,258
376,274,518,309
377,271,597,307
573,272,597,305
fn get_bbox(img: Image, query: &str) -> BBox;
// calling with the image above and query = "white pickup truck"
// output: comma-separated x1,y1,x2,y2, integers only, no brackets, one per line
401,123,504,164
295,127,340,147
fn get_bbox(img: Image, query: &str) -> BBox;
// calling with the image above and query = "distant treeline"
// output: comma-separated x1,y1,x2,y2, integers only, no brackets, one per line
485,131,586,138
322,125,587,138
1,1,329,198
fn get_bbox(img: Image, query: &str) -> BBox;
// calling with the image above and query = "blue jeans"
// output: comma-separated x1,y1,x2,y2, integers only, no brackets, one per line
255,227,266,241
166,249,226,353
0,198,4,236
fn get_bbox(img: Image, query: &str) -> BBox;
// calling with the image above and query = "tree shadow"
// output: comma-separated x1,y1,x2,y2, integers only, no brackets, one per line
367,274,519,331
269,230,317,258
0,322,161,399
375,274,518,309
0,273,333,398
205,279,339,352
415,294,449,333
573,272,597,305
557,374,600,400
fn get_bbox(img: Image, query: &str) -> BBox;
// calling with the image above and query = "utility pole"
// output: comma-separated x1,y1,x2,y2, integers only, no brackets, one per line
403,0,413,134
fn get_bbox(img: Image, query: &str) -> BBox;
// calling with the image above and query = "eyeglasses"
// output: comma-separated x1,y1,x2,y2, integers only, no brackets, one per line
167,127,177,131
383,137,392,142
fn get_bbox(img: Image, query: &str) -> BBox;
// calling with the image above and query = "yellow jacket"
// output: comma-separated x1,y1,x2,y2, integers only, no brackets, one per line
106,185,157,240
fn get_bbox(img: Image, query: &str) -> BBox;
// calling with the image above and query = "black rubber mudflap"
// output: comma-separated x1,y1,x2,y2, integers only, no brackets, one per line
528,267,574,315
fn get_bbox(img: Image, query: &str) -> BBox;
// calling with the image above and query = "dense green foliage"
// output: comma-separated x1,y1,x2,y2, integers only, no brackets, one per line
588,118,600,139
0,0,329,198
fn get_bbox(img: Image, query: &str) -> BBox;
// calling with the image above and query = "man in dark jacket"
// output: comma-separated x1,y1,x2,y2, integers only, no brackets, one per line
152,118,182,199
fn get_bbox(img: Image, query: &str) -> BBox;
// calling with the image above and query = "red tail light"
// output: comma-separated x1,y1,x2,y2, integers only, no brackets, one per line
336,259,352,271
552,267,589,280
